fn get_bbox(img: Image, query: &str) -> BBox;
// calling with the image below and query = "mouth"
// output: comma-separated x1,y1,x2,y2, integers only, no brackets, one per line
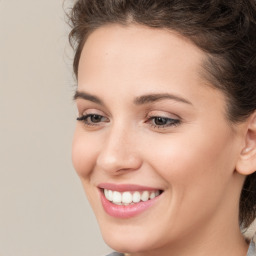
98,183,163,218
103,189,162,205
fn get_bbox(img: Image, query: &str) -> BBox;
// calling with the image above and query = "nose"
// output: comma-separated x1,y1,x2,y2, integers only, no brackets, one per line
96,125,142,174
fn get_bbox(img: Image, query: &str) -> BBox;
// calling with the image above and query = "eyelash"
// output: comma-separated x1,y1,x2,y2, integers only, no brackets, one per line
76,114,181,129
146,116,181,129
76,114,109,126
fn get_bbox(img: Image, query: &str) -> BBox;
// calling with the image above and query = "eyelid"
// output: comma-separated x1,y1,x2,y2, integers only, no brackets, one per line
146,110,180,120
78,108,106,116
76,107,110,126
75,99,111,115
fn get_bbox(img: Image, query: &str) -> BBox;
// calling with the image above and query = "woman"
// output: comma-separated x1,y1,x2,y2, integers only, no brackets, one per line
69,1,256,255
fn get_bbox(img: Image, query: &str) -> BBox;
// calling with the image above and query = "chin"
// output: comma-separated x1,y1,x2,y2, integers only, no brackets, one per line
100,222,168,255
102,232,152,254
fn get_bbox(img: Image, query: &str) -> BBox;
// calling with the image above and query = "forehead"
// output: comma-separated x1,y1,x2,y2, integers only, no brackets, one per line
77,24,224,113
78,24,205,82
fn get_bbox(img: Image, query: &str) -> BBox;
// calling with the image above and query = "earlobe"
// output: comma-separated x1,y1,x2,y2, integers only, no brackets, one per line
236,112,256,175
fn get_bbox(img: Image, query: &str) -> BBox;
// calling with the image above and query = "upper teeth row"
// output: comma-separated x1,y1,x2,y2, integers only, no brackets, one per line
104,189,160,205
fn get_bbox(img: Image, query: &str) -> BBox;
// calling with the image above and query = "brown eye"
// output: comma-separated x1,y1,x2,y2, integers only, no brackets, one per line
147,116,181,129
76,114,109,125
153,117,169,126
90,114,103,123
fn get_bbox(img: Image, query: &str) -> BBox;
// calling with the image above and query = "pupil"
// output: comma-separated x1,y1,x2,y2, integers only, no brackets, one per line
91,115,101,122
155,117,167,125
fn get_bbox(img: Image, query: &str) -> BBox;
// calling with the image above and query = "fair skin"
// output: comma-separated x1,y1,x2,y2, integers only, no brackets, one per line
72,24,256,256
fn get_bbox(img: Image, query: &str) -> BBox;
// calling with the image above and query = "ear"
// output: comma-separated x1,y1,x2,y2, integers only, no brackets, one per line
236,112,256,175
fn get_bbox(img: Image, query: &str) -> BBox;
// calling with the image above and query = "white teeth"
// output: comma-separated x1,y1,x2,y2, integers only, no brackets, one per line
104,189,108,199
103,189,161,205
108,190,113,200
141,191,149,201
112,191,122,204
150,192,156,199
122,192,133,204
132,191,140,203
104,189,113,201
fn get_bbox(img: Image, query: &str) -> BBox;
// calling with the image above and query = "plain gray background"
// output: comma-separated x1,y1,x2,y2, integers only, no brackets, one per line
1,1,255,256
0,1,110,255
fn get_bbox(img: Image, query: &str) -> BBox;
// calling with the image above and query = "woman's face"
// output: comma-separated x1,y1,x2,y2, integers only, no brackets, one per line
72,24,245,254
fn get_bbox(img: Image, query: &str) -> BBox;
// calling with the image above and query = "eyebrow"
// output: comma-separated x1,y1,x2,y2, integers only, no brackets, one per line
73,91,104,105
74,91,192,106
134,93,193,105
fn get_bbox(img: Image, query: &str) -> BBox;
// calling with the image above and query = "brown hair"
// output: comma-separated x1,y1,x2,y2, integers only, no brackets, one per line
68,0,256,229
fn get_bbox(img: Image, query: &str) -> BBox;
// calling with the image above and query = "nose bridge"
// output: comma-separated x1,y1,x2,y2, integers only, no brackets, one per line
96,120,141,173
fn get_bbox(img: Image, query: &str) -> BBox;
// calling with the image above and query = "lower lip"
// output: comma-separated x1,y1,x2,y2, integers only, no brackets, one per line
100,191,161,218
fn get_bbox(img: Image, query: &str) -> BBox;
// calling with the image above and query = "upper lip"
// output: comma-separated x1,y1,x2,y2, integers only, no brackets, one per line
98,183,163,192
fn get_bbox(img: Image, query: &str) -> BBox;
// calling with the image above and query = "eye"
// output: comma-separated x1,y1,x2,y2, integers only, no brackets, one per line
147,116,181,129
77,114,109,126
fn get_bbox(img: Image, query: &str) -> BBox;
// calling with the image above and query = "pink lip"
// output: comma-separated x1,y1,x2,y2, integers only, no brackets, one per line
98,183,162,218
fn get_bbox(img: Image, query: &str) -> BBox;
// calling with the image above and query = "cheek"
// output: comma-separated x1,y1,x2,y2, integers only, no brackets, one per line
72,129,102,213
141,128,238,234
145,125,237,189
72,127,98,179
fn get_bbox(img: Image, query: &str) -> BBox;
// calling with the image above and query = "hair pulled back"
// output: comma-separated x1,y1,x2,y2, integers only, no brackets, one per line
68,0,256,229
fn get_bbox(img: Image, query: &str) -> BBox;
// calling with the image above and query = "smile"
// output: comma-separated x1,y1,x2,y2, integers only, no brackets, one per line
99,184,163,218
104,189,161,205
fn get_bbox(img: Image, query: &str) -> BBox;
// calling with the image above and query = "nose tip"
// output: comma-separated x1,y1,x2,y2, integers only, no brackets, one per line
97,153,141,173
96,138,142,174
